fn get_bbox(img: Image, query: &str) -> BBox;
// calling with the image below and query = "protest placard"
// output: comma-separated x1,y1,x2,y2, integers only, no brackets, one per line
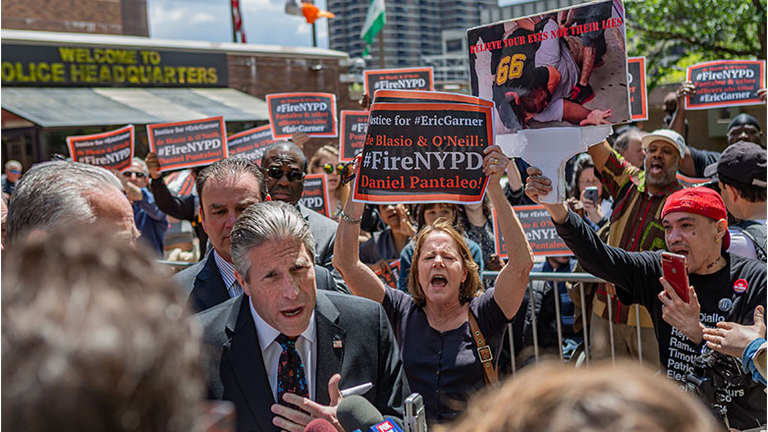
468,0,629,135
339,111,369,162
147,116,227,173
364,67,434,96
353,101,493,204
685,60,766,110
266,92,338,139
374,259,401,288
676,173,712,189
372,89,494,108
300,173,331,217
66,125,134,171
628,56,648,121
493,206,570,258
227,124,284,163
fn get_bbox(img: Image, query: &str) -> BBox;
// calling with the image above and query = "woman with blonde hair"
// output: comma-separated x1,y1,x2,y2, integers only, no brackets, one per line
308,144,349,220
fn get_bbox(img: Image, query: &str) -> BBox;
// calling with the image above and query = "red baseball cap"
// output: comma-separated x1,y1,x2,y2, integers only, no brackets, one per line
661,187,730,250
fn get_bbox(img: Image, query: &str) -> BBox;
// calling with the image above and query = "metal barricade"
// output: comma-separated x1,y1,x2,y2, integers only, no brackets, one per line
482,271,646,375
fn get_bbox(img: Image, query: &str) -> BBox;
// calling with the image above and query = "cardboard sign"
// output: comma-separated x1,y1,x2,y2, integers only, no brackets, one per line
353,101,493,204
300,173,331,217
147,116,227,173
66,125,134,171
364,67,434,96
676,173,711,189
628,56,648,121
685,60,766,110
266,92,338,139
493,206,570,258
227,124,283,163
374,259,401,288
468,0,630,134
339,111,369,162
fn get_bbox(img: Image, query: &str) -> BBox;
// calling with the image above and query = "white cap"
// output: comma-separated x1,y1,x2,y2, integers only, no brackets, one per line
640,129,686,159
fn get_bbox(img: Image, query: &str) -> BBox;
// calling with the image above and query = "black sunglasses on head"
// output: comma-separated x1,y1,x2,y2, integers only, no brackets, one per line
265,166,305,182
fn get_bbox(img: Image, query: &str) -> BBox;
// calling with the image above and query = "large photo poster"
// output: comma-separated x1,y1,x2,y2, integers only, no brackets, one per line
467,0,629,138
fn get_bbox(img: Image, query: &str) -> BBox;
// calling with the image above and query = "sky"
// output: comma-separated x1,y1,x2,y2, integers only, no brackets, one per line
148,0,330,49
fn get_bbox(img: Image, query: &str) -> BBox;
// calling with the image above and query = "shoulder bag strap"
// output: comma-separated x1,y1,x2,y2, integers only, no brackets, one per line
468,311,499,386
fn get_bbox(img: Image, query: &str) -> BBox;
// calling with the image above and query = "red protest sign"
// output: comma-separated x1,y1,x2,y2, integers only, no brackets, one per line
364,67,434,96
339,111,369,162
227,124,284,163
676,173,711,188
628,57,648,121
353,101,493,204
686,60,766,110
266,92,338,139
374,259,401,288
147,116,227,173
493,206,570,258
66,125,134,171
300,173,331,218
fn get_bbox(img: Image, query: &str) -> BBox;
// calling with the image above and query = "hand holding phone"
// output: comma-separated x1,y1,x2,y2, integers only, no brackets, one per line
584,186,599,203
661,252,689,303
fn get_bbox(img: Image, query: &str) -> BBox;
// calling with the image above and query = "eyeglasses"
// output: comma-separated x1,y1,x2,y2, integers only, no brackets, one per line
122,171,146,179
323,163,346,175
265,166,305,182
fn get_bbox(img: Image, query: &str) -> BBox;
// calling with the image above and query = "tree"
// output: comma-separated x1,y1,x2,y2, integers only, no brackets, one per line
625,0,767,90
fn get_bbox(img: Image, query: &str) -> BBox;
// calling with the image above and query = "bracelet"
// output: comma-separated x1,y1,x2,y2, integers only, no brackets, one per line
339,209,361,224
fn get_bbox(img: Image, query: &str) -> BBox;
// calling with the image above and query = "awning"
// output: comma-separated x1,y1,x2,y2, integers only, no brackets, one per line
1,87,269,128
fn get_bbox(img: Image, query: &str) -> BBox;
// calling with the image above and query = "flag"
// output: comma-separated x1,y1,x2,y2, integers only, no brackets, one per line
360,0,385,56
231,0,247,43
301,3,335,24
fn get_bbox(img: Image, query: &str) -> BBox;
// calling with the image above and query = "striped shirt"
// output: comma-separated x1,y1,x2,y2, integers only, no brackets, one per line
593,150,683,326
213,250,244,298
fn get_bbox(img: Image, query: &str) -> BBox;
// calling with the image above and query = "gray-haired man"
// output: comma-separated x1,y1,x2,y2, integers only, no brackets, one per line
6,160,137,246
196,201,408,432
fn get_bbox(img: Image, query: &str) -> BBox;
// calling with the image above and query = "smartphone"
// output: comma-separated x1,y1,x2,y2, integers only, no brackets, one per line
584,186,599,203
661,252,689,303
404,393,427,432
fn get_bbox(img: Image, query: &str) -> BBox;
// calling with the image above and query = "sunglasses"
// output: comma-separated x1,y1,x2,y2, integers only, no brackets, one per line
339,160,356,186
122,171,146,179
9,169,20,174
265,166,305,182
323,163,346,175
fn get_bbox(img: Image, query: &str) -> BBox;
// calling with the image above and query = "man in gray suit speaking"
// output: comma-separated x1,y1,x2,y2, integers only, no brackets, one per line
196,201,408,431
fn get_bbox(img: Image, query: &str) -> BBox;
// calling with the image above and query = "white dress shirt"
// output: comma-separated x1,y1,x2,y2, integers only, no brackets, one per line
249,299,317,402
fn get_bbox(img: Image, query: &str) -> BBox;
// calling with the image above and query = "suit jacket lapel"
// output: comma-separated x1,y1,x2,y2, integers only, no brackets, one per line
194,252,230,311
224,296,275,432
314,292,346,405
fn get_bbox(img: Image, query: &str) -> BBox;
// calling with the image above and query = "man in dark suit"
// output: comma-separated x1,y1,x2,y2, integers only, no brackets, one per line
260,143,339,277
196,201,409,431
174,158,345,313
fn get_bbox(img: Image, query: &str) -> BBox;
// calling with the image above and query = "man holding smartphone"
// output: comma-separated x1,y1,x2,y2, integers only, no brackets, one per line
526,179,766,430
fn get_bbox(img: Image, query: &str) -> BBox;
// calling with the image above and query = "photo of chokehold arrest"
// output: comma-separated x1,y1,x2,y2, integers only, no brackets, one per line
468,0,630,134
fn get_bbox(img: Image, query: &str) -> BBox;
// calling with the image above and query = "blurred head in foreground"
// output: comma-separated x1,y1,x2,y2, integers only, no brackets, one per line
438,361,719,432
2,226,204,431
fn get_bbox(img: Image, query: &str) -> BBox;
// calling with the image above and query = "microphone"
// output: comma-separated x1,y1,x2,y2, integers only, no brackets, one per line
337,395,404,432
304,418,337,432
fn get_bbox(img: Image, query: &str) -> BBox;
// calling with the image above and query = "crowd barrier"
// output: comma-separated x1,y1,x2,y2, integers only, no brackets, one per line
483,271,649,375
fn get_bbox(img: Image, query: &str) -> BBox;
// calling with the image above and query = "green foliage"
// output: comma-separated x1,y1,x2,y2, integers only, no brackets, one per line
624,0,767,90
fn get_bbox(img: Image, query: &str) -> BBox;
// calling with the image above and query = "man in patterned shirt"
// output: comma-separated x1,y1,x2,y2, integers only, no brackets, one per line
576,129,686,366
